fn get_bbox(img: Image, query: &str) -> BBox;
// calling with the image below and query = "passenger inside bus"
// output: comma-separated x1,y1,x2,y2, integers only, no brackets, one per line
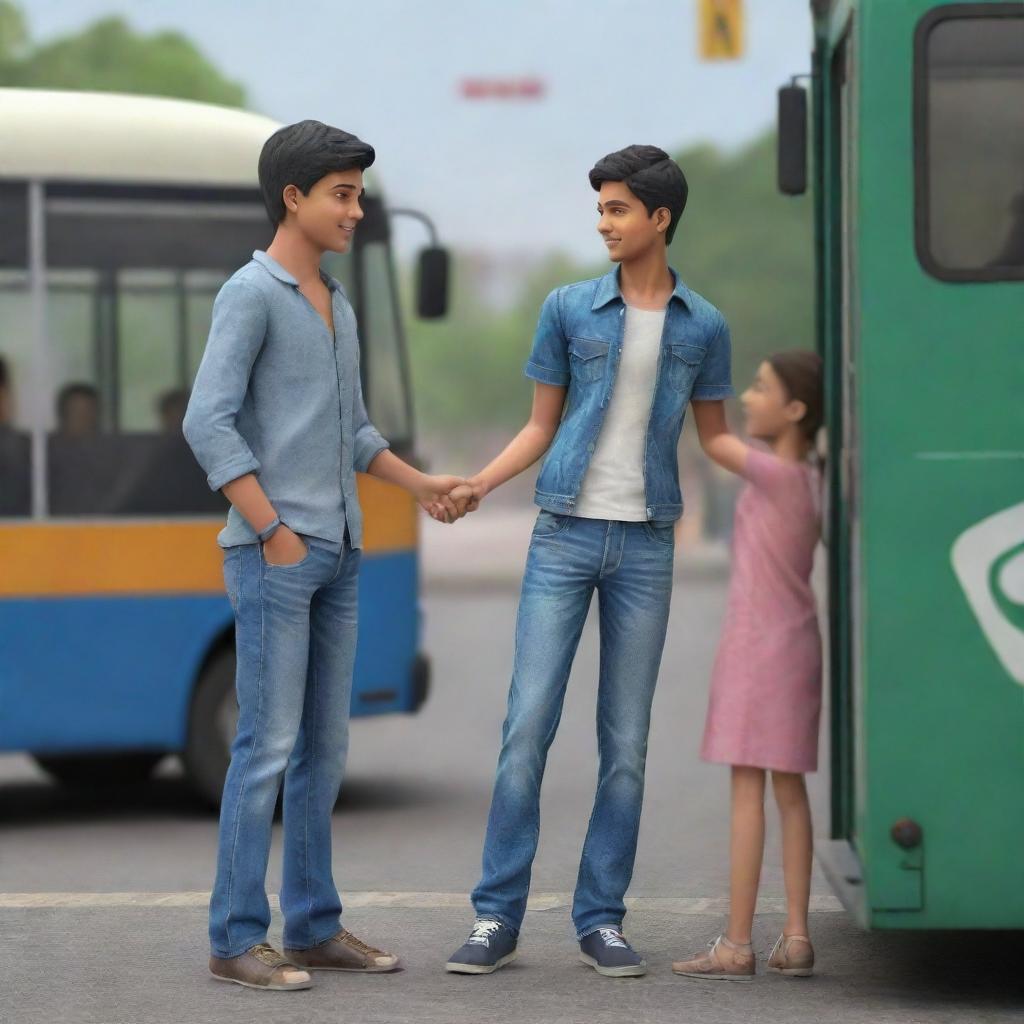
55,382,100,439
0,355,31,516
106,388,227,516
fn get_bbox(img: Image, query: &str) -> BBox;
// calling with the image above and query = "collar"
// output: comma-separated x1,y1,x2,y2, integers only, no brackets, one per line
590,265,692,312
252,250,340,292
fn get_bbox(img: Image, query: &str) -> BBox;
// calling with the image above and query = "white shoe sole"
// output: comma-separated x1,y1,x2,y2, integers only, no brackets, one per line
210,970,313,991
579,952,647,978
445,950,517,974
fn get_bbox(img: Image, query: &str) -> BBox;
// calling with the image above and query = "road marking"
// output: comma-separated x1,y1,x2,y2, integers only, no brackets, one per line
0,890,844,913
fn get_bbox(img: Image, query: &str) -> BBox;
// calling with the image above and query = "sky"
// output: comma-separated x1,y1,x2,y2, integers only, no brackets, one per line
26,0,815,262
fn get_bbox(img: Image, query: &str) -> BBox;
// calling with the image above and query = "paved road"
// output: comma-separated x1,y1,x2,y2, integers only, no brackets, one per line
2,578,1021,1022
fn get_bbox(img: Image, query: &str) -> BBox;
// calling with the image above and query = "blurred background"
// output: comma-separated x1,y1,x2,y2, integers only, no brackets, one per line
0,0,815,539
0,0,826,928
3,3,1024,1020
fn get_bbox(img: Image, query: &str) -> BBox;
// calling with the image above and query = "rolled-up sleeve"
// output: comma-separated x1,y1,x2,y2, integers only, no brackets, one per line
182,279,266,491
691,313,735,400
352,347,390,473
524,288,570,386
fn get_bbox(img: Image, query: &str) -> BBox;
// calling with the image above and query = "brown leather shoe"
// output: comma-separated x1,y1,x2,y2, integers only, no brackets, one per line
767,933,815,977
672,935,756,982
285,928,400,973
209,943,313,991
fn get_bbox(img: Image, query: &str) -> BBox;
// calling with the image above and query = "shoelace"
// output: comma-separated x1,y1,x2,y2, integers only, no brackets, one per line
597,928,629,949
341,931,382,957
467,919,502,947
250,943,285,967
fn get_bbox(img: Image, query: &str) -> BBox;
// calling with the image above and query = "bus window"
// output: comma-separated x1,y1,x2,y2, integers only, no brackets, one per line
42,186,271,516
359,240,412,447
916,8,1024,280
0,183,32,516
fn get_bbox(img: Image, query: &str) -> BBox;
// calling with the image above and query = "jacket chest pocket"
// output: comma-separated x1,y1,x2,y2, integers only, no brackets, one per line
568,337,610,385
667,343,705,393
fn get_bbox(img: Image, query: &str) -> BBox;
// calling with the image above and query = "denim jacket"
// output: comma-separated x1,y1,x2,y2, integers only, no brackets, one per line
183,250,389,550
525,266,733,521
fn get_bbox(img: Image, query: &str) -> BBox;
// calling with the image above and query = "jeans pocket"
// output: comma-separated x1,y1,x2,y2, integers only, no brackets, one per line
667,343,704,392
261,539,312,571
642,521,676,547
533,509,573,538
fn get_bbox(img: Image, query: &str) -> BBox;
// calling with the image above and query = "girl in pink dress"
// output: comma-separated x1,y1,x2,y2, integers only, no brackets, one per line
673,350,824,982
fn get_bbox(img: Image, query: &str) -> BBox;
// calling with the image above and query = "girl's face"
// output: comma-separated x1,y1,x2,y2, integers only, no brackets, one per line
740,361,806,441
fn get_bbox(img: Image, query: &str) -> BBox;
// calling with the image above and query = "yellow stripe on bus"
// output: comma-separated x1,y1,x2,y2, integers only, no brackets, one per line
0,475,417,598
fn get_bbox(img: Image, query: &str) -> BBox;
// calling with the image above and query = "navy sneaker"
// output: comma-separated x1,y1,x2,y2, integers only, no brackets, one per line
579,927,647,977
445,918,518,975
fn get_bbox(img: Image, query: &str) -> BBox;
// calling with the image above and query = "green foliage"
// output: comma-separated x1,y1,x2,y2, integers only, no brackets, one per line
407,131,814,437
0,2,245,106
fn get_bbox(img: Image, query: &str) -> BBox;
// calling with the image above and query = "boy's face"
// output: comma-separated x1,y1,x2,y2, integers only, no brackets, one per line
285,167,365,254
596,181,669,263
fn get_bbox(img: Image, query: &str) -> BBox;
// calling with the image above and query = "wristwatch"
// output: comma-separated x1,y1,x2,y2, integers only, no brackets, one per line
257,516,282,543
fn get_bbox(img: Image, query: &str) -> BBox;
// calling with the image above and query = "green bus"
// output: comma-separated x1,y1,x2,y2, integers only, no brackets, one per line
779,0,1024,929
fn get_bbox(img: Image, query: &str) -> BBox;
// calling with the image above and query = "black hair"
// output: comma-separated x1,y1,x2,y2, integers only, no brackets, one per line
157,387,190,417
0,355,8,390
57,381,99,420
767,350,824,442
589,145,689,245
258,120,375,226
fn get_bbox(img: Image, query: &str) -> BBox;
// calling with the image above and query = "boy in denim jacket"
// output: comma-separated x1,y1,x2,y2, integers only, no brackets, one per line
443,146,734,978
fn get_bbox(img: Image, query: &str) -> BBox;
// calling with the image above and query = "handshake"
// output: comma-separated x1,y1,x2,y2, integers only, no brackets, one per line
415,473,487,525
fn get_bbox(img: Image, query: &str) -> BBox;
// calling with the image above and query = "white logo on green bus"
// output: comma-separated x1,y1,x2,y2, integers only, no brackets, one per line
952,501,1024,686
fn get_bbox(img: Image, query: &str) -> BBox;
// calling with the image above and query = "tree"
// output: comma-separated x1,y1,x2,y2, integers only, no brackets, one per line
0,2,245,106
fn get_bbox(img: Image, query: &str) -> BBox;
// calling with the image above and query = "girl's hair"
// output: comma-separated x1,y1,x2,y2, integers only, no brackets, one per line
767,350,823,443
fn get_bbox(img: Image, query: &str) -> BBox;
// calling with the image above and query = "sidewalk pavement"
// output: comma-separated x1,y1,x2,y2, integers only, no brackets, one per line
420,510,729,591
4,892,1021,1024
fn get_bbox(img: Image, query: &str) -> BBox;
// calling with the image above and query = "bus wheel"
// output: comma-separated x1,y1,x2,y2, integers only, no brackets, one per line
32,752,163,788
183,647,236,809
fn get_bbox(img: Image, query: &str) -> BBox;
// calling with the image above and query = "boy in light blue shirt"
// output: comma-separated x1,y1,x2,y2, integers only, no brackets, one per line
184,120,467,991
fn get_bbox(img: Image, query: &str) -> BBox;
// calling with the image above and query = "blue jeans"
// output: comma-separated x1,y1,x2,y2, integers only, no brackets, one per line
471,512,675,939
209,537,361,958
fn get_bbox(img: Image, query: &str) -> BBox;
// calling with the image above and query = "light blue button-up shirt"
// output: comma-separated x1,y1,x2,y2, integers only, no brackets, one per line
183,250,389,550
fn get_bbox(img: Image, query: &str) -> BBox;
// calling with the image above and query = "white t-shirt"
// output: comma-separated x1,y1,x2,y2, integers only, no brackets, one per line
574,305,665,521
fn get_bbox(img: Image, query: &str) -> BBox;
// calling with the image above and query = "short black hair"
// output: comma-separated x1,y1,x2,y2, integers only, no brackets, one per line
157,387,190,417
0,355,8,390
258,120,376,226
57,381,99,420
589,145,688,245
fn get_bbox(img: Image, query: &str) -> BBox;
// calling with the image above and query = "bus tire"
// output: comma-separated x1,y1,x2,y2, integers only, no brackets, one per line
32,752,163,788
183,646,236,809
411,652,431,712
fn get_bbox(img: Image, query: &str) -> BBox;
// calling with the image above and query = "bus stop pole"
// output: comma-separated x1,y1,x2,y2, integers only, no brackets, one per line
27,180,50,520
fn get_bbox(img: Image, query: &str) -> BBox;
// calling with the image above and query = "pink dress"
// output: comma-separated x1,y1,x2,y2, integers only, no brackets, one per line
699,446,823,773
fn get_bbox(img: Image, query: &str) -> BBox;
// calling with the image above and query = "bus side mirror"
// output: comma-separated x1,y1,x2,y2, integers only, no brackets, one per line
777,84,807,196
417,246,449,319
